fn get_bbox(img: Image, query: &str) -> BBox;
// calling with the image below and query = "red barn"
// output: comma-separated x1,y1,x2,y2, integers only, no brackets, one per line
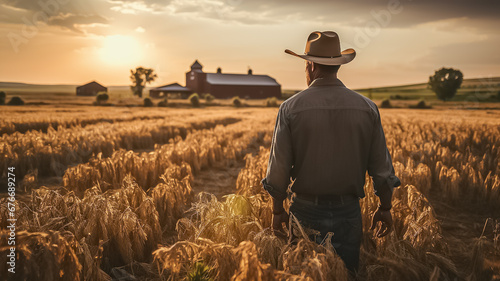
185,60,281,99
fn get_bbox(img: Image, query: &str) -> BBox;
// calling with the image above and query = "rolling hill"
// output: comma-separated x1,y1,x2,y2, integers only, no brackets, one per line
1,77,499,103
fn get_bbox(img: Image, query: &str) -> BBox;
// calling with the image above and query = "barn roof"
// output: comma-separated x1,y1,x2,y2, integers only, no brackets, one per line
206,73,280,86
191,60,203,70
152,83,191,92
77,81,107,89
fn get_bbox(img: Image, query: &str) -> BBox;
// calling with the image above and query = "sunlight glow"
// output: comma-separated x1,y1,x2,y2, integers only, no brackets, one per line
98,35,143,66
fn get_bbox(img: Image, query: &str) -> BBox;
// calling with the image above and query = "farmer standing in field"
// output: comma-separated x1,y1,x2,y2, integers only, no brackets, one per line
261,31,401,274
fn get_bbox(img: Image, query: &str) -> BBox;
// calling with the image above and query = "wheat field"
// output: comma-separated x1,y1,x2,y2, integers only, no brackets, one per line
0,105,499,280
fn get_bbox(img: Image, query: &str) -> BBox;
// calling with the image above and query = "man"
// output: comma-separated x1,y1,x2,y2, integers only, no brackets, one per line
261,31,401,273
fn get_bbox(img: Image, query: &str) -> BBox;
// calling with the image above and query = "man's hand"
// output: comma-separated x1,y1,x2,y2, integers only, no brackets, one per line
370,208,393,238
272,211,289,239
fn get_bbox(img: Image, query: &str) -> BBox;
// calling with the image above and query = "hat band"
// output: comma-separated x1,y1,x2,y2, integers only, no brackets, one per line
305,52,342,58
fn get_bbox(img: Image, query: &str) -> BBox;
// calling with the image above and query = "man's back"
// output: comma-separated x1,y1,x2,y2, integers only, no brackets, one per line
282,77,378,197
264,30,400,274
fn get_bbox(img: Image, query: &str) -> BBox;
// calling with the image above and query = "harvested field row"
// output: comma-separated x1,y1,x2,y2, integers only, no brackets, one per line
0,106,272,135
0,114,276,280
382,111,500,206
0,116,240,183
1,168,192,280
62,119,273,196
0,113,169,135
0,106,197,135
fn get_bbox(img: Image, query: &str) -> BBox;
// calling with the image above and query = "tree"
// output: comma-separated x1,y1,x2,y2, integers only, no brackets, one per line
232,96,242,107
130,67,157,98
0,91,6,105
428,67,463,101
158,98,168,107
380,99,391,108
96,93,109,105
143,97,154,107
7,96,24,106
266,97,278,107
189,93,200,107
204,94,215,104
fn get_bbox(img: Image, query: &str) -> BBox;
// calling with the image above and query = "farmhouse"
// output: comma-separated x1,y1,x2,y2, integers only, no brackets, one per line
185,60,281,99
76,81,107,96
149,83,192,99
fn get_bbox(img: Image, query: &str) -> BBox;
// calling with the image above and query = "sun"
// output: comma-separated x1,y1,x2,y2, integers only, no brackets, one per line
99,35,143,66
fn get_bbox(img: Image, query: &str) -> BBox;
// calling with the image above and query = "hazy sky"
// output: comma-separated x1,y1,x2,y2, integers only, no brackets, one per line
0,0,499,89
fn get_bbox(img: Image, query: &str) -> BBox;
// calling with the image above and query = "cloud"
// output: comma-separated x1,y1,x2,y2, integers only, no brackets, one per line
47,13,108,33
164,0,278,24
109,0,169,14
4,0,498,28
0,4,29,24
2,0,102,15
0,0,109,33
415,16,499,36
2,0,51,12
185,0,500,27
417,35,500,67
106,0,275,24
4,0,500,30
231,0,500,26
103,0,500,28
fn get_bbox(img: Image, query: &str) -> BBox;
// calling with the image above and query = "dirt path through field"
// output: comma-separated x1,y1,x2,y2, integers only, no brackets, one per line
191,161,244,199
189,128,268,199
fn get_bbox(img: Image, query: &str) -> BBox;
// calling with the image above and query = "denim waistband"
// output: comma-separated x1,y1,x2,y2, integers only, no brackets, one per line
291,193,359,206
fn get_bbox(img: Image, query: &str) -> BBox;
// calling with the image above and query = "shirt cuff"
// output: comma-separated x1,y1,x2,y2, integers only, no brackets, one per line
388,174,401,188
261,178,287,201
374,174,401,197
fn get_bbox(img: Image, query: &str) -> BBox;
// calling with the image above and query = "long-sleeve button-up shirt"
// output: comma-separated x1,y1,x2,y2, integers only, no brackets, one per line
262,77,400,201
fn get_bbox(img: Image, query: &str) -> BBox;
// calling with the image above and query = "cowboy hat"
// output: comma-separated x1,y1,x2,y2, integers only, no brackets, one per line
285,31,355,65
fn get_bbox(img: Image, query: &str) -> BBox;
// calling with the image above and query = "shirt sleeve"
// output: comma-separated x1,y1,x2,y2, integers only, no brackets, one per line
261,104,293,201
368,107,401,197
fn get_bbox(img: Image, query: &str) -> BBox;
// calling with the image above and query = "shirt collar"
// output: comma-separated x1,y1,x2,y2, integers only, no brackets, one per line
308,77,345,88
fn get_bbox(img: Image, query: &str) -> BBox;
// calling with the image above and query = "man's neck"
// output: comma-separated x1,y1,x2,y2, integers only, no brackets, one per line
308,74,338,86
315,74,338,80
308,76,345,88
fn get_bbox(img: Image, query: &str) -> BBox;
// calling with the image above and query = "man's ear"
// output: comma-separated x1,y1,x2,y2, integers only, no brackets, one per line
310,62,315,72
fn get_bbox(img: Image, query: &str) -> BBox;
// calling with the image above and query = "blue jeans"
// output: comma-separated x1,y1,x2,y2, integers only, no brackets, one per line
288,195,362,274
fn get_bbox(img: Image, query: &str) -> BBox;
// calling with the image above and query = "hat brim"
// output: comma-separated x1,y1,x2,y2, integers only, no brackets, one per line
284,48,355,65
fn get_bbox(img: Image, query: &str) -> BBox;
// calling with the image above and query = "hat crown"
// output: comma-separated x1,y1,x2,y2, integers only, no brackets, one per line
304,31,342,58
284,30,355,65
